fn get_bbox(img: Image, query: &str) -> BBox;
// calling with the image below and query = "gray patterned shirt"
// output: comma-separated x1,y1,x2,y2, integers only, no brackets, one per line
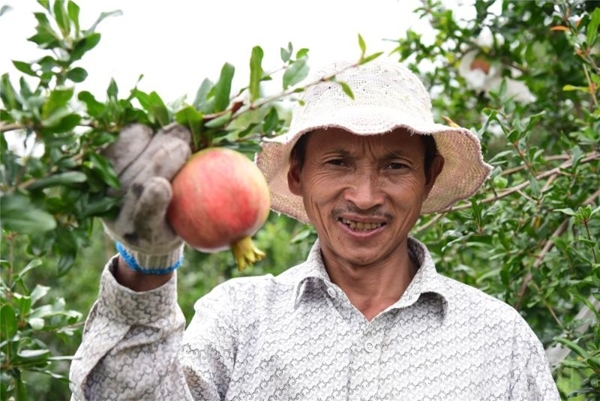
70,238,560,400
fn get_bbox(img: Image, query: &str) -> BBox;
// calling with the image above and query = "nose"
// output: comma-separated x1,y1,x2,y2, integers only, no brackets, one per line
343,170,384,210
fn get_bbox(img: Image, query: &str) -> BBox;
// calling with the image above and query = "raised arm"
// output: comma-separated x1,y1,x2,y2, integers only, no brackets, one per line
69,124,198,400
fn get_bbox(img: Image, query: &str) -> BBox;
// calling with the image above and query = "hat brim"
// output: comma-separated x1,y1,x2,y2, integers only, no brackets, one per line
256,106,492,224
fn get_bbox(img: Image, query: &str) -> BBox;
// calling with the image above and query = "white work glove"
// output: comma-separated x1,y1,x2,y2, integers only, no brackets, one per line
101,123,192,274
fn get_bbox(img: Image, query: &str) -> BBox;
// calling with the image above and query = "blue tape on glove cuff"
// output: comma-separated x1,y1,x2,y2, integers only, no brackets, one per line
116,242,183,275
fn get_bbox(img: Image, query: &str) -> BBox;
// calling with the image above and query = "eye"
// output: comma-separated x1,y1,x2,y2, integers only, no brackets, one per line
325,159,347,167
387,162,409,170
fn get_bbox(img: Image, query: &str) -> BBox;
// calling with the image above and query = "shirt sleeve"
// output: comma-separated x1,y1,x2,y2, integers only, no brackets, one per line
509,314,561,401
69,257,194,401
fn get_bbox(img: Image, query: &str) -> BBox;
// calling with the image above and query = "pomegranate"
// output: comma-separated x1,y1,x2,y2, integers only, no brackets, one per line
167,147,271,271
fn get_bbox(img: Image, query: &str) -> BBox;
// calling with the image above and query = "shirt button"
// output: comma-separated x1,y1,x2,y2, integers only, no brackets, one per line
365,342,374,352
326,287,337,298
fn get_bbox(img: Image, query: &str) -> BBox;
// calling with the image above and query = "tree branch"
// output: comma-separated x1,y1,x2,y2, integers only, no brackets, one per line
515,187,600,310
546,295,600,367
450,151,599,212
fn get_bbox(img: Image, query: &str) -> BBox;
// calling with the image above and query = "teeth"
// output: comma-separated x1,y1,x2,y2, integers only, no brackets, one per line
340,218,383,231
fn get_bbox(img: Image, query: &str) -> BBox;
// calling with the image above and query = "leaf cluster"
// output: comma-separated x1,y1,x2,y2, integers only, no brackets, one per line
391,0,599,398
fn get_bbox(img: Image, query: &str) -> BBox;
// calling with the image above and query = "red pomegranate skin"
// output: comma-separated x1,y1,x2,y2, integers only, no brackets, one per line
167,147,270,252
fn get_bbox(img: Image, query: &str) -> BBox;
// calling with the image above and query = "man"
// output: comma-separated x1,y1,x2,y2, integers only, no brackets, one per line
70,59,560,400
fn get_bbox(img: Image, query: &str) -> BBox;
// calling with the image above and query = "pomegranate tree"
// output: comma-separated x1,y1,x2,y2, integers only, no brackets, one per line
167,148,271,270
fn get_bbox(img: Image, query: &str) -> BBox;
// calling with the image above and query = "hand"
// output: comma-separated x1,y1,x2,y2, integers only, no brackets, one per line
102,123,192,273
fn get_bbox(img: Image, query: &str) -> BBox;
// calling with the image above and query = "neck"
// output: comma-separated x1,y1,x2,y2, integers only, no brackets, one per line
322,244,417,321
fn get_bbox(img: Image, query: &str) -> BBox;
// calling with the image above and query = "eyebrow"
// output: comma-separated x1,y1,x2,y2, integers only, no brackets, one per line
324,147,419,161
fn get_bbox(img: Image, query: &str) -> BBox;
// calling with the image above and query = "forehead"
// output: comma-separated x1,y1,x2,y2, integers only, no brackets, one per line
306,128,425,155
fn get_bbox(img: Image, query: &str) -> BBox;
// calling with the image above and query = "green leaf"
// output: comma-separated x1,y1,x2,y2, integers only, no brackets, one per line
563,84,590,93
586,8,600,46
30,285,50,304
67,1,80,35
360,52,383,64
66,67,88,83
262,107,280,134
0,304,17,339
16,259,43,280
554,338,590,360
44,113,81,133
85,10,123,34
79,195,121,218
28,317,45,330
41,88,74,120
249,46,264,102
29,12,60,47
26,171,87,191
528,176,540,197
71,32,101,61
147,91,169,126
193,78,215,113
204,111,232,128
295,48,309,59
280,45,291,63
555,208,576,216
338,81,355,100
358,33,366,56
12,293,32,318
175,105,203,139
12,61,36,76
57,251,76,276
17,349,50,361
19,77,33,100
79,91,106,117
1,73,22,110
0,5,12,17
107,78,118,99
53,0,70,36
214,63,235,112
86,153,121,189
283,58,309,89
0,195,56,234
37,0,50,10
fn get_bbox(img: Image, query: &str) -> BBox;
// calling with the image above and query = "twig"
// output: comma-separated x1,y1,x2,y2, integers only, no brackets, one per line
500,154,571,176
582,64,598,107
0,122,27,133
545,295,600,366
450,151,599,212
15,152,86,192
414,213,444,234
515,187,600,310
540,173,558,194
235,61,363,122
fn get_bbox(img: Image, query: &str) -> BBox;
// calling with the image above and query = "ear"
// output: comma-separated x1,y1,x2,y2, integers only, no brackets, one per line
287,158,302,196
425,154,444,193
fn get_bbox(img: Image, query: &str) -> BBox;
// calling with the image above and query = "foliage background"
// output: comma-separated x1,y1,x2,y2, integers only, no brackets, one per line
1,0,599,400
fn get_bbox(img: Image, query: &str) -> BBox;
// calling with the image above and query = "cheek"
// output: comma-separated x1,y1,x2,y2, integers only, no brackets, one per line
301,170,340,199
389,177,429,204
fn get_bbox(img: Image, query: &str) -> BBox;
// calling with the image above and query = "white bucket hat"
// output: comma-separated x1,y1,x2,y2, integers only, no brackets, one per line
256,58,493,224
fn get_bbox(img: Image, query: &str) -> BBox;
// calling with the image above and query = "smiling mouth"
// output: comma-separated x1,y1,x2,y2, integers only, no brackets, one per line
339,218,385,231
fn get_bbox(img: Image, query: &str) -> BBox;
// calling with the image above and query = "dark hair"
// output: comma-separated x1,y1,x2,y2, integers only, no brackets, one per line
290,131,438,176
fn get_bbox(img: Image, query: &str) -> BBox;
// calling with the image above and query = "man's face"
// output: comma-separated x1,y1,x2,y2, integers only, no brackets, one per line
288,128,442,269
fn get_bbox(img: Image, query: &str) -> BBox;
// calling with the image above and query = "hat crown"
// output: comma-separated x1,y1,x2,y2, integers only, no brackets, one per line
288,59,434,139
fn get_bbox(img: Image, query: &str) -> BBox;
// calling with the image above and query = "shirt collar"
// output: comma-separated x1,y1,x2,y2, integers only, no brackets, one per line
278,237,449,313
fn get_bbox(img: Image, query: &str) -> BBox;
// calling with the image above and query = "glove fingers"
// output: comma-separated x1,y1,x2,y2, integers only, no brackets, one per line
118,176,177,249
118,127,192,188
102,124,153,175
157,122,193,144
